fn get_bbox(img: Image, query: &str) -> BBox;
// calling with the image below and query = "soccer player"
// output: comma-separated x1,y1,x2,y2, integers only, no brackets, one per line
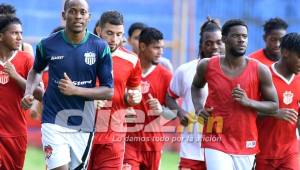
123,27,172,170
166,17,223,170
21,0,114,169
255,33,300,170
88,11,142,170
0,3,34,56
191,19,278,170
127,22,173,72
0,15,43,170
127,22,147,55
250,18,288,66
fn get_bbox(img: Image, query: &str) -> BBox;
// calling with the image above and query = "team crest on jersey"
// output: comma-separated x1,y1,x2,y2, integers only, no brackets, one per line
44,145,53,159
141,81,150,94
84,52,96,65
0,71,9,85
283,91,293,105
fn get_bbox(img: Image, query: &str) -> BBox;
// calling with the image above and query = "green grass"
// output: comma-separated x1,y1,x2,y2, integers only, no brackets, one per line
160,151,180,170
24,147,179,170
24,146,45,170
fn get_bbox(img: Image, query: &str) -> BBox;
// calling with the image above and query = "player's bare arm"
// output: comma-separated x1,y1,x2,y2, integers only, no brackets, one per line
165,93,189,126
233,62,278,113
21,68,44,109
146,93,163,114
125,86,142,106
191,58,211,120
258,108,298,124
58,72,113,100
4,61,44,101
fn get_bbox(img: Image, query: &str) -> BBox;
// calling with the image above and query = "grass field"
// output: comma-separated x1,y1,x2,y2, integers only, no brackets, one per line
24,146,179,170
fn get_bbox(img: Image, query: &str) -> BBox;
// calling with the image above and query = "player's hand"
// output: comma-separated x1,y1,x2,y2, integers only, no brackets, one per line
127,89,142,105
274,108,298,124
30,100,42,119
4,61,18,79
177,110,189,126
232,84,250,107
58,73,77,96
21,94,34,110
195,107,213,121
146,93,163,114
94,100,107,109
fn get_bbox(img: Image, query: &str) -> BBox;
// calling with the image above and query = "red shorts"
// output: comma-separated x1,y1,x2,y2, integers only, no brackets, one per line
0,136,27,170
123,147,161,170
256,153,299,170
179,158,206,170
88,141,125,170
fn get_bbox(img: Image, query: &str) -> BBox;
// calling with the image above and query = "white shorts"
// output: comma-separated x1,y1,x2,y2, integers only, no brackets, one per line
41,123,94,170
204,148,255,170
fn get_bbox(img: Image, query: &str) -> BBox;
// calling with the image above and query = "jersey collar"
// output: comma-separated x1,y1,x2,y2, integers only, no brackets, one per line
62,29,89,47
271,63,295,85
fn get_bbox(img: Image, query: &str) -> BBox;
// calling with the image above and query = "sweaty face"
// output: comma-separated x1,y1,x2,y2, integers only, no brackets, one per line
225,25,248,57
98,23,124,52
141,40,164,65
0,23,22,51
265,29,286,57
128,29,142,54
201,31,224,58
63,0,90,34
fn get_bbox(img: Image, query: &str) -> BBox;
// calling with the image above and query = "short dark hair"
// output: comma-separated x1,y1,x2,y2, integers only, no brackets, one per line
128,22,147,37
0,3,16,15
64,0,88,11
263,17,288,35
139,27,163,46
222,19,247,36
98,10,123,28
199,17,222,57
64,0,71,11
280,33,300,54
0,15,21,33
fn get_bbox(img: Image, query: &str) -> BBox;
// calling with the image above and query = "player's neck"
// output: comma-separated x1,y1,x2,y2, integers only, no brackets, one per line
64,29,87,44
223,54,246,68
274,61,293,80
0,47,15,62
140,59,154,74
263,48,280,61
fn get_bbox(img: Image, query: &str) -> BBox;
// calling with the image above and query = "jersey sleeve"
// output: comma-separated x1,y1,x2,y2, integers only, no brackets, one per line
126,59,142,88
168,67,183,98
33,41,48,73
97,44,113,88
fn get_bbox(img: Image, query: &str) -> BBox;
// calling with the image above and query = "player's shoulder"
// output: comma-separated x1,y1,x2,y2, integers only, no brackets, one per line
294,74,300,83
249,49,264,59
16,50,33,59
112,47,139,66
157,64,172,77
88,32,107,44
179,59,198,70
40,30,62,43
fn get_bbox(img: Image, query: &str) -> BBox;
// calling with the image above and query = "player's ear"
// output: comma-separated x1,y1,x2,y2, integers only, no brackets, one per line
95,26,101,37
62,11,66,21
139,42,146,52
263,34,267,42
88,13,91,21
221,36,226,43
281,48,288,58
